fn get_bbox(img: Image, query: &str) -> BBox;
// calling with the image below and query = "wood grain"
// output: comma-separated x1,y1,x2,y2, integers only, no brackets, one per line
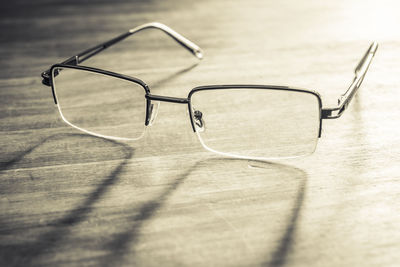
1,0,399,266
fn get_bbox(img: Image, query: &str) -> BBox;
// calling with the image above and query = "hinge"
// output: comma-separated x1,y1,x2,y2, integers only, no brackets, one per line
321,109,332,119
41,70,51,86
321,107,343,119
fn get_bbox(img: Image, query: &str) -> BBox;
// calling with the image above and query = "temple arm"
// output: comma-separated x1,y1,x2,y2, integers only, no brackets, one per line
321,41,378,119
41,22,203,86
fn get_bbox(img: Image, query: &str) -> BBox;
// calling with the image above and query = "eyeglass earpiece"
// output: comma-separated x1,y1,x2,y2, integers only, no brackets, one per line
148,102,160,126
193,109,205,132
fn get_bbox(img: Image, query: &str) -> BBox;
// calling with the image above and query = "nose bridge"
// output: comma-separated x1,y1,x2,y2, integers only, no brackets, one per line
145,93,197,132
146,94,189,104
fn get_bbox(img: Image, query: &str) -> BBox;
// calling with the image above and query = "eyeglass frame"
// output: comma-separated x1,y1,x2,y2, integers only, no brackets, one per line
41,22,378,159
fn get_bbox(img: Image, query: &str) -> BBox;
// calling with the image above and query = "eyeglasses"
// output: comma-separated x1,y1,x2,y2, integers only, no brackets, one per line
41,22,378,160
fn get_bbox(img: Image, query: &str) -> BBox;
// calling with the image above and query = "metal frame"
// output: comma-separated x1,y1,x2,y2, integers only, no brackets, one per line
321,42,378,119
41,22,378,159
187,85,323,137
41,22,203,86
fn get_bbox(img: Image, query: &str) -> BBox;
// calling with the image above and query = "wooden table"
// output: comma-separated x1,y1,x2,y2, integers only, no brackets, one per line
1,0,399,266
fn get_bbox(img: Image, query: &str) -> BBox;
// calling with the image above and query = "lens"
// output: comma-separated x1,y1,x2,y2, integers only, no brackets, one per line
52,67,147,140
190,87,321,159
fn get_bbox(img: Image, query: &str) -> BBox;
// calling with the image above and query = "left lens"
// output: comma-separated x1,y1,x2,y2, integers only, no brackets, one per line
189,87,321,159
52,67,147,140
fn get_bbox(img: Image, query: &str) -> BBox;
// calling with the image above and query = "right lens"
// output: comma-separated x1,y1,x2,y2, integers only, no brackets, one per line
52,67,147,140
190,87,321,159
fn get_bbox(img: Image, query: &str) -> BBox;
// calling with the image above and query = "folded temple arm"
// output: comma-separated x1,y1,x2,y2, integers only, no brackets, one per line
41,22,203,86
321,41,378,119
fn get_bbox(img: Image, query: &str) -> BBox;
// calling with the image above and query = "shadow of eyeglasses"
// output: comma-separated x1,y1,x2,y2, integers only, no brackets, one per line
100,156,307,267
0,133,133,266
0,61,200,265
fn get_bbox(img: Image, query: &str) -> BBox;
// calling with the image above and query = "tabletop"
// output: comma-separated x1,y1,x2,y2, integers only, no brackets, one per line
1,0,399,266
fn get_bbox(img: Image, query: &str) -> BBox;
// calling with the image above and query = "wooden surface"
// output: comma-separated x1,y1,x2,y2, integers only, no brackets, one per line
1,0,400,266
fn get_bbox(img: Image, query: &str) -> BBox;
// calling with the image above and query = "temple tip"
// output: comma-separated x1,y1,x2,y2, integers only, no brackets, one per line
194,48,203,59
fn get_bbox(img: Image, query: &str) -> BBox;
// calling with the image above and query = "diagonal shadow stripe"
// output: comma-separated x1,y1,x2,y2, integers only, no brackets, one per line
101,157,307,266
265,167,307,267
101,161,195,266
204,158,308,267
0,133,133,266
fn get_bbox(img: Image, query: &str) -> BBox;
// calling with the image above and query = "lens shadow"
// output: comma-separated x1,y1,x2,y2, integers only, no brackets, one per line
101,157,307,266
0,133,133,266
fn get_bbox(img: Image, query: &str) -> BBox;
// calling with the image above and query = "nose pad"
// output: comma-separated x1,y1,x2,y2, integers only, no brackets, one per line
193,109,205,132
149,101,160,126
